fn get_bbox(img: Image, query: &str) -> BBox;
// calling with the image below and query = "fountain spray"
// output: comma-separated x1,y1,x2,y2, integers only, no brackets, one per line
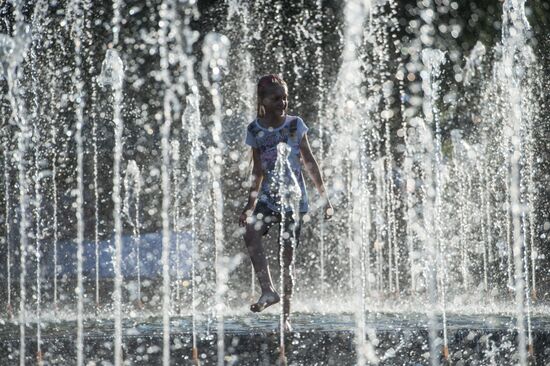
171,140,182,313
96,0,125,364
336,0,374,363
2,5,33,364
68,0,88,363
481,164,491,290
3,147,12,319
417,120,439,366
82,0,101,311
98,45,125,366
28,3,50,364
526,147,537,301
124,160,142,308
42,30,64,318
16,81,30,366
31,65,43,366
371,0,400,295
184,91,202,365
527,153,537,301
421,47,448,364
49,122,60,315
313,0,328,297
520,189,533,358
158,2,175,364
500,0,533,363
201,31,230,366
274,142,301,366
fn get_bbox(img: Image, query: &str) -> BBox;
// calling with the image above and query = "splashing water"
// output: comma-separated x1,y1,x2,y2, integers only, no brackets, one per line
273,142,301,364
123,160,142,307
0,0,546,365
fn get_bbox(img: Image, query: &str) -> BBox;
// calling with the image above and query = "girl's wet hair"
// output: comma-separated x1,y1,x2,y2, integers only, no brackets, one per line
257,74,287,117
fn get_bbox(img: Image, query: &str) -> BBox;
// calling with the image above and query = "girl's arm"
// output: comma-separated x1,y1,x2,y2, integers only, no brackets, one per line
239,147,263,226
299,134,333,218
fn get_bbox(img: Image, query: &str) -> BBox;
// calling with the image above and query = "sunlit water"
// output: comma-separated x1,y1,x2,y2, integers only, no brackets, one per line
0,0,546,364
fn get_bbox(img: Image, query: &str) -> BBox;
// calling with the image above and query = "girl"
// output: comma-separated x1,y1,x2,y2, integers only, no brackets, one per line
238,74,333,330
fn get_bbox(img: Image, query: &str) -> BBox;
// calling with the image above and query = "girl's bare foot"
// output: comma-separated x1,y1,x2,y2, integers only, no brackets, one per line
250,291,280,312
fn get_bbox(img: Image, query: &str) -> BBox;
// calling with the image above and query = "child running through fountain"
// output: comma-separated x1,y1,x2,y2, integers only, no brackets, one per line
238,74,333,331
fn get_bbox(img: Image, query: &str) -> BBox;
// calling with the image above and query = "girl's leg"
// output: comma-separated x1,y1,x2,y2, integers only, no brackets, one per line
244,222,279,311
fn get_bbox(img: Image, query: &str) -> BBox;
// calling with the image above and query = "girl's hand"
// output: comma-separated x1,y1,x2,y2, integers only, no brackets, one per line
239,205,255,227
324,202,334,221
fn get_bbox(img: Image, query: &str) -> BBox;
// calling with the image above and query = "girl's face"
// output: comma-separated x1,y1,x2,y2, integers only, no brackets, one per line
261,85,288,117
